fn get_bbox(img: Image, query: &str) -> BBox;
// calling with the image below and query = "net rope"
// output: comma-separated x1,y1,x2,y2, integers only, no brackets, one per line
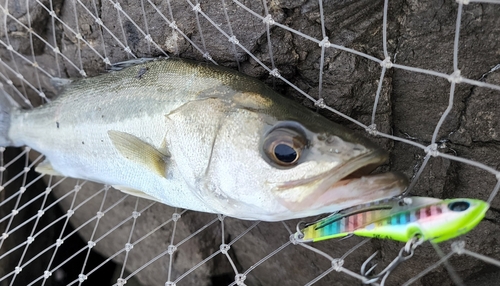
0,0,500,285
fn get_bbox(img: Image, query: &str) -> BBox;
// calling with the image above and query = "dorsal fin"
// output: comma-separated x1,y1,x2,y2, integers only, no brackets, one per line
108,58,158,71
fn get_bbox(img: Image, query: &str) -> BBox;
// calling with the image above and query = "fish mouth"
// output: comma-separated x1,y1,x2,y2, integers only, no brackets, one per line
278,148,409,212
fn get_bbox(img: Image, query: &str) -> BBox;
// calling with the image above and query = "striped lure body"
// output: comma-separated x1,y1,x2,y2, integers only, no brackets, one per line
297,197,489,243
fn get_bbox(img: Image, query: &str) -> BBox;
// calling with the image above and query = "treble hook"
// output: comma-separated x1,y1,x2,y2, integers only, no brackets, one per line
360,236,424,285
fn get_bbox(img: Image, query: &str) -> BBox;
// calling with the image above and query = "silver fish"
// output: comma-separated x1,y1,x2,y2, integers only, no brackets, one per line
0,58,407,221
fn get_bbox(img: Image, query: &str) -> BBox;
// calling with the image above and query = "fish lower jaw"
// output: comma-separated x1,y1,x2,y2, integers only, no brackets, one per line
275,171,408,219
311,171,409,210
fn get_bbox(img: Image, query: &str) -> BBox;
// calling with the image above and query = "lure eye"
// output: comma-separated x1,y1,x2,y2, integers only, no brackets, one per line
448,201,470,212
263,125,307,167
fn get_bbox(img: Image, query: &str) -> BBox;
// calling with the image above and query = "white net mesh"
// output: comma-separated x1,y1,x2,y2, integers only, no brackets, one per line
1,0,500,285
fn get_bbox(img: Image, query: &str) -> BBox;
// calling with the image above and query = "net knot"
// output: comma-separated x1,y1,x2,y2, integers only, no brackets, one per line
165,282,176,286
1,233,8,240
78,274,87,282
14,266,22,274
56,239,64,247
365,124,378,136
113,2,122,11
192,3,201,13
496,172,500,181
314,98,326,109
37,210,44,217
380,57,393,69
74,185,82,192
23,167,30,173
218,214,225,221
455,0,470,5
289,234,300,245
67,209,75,217
319,37,331,48
95,18,103,26
27,236,34,244
11,209,19,216
167,244,177,255
235,273,246,286
220,243,230,254
124,46,132,55
169,21,178,29
228,36,240,45
263,14,275,25
451,241,466,255
49,10,56,18
202,53,212,61
96,211,104,219
125,243,133,252
53,47,60,54
43,271,52,278
117,278,127,286
424,143,439,157
331,259,344,272
448,70,462,83
132,211,141,219
145,34,153,43
269,68,281,78
172,212,181,221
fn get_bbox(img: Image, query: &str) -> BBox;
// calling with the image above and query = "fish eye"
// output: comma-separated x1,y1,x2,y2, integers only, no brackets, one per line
448,201,470,212
263,125,308,167
274,143,298,164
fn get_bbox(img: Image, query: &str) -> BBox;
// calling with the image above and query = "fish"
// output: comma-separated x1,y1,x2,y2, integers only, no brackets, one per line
295,197,489,243
0,58,408,221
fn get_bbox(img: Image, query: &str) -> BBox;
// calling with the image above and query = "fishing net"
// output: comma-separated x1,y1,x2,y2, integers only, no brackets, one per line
1,0,500,285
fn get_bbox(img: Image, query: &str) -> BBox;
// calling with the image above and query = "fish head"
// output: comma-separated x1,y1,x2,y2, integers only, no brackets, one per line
251,117,408,221
194,84,408,221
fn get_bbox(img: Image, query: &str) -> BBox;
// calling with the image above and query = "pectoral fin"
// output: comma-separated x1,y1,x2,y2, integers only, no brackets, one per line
112,185,161,202
35,160,64,176
108,130,169,177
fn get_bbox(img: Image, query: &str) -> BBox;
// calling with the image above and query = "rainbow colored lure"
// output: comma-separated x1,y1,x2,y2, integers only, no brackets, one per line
295,197,489,243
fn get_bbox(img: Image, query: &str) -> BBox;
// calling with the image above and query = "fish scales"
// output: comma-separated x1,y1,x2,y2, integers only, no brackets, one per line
1,58,409,221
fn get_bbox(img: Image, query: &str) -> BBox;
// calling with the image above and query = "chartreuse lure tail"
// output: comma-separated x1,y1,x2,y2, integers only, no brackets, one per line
296,197,489,243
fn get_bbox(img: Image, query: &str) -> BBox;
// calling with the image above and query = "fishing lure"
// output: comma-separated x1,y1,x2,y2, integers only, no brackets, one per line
295,197,489,243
